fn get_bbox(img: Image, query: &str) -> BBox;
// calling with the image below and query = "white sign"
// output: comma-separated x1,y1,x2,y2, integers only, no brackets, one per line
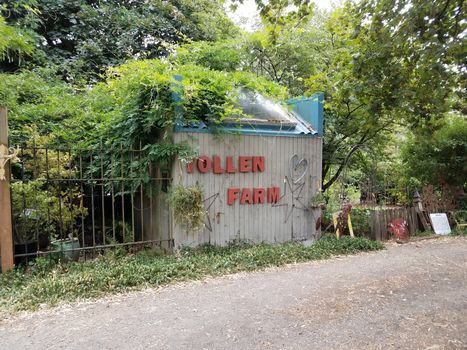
429,213,451,235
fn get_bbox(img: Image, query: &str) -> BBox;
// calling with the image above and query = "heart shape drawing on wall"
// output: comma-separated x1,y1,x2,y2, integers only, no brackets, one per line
289,154,308,184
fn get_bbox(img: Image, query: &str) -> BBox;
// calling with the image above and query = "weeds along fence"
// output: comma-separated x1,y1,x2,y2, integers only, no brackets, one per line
7,141,173,265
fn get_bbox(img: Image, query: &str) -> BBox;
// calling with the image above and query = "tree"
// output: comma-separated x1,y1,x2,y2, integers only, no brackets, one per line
174,8,331,95
0,15,34,66
231,0,314,42
354,0,465,127
307,0,465,191
1,0,238,82
402,116,467,188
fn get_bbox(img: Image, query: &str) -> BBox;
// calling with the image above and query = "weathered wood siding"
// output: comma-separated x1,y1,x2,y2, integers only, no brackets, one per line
171,132,323,247
140,177,173,250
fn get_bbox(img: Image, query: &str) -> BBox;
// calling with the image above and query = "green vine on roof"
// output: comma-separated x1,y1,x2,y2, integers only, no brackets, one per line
97,60,287,147
84,60,288,192
1,59,288,194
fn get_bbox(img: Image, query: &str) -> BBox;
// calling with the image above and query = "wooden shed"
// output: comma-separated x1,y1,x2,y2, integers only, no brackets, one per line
143,89,324,248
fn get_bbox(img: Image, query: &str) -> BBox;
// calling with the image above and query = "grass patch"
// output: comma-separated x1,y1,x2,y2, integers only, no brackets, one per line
410,227,467,238
0,237,383,317
410,230,436,237
450,226,467,236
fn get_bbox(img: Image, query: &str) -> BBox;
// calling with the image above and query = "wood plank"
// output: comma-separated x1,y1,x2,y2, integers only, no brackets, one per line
257,136,266,242
410,207,418,233
385,210,390,239
385,210,390,240
242,135,250,242
376,210,382,241
0,107,14,272
371,211,377,241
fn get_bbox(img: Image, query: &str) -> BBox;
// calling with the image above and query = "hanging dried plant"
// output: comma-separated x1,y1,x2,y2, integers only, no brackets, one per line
167,185,205,231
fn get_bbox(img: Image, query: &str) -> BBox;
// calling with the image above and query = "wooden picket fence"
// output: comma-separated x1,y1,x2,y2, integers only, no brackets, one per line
369,207,419,241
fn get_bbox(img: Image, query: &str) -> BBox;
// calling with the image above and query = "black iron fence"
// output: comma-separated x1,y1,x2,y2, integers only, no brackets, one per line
8,142,173,265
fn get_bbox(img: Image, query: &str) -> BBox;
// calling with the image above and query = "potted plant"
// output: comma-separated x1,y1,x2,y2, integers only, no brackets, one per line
50,233,81,261
11,181,49,265
12,208,40,265
12,180,86,263
309,190,326,210
48,190,86,262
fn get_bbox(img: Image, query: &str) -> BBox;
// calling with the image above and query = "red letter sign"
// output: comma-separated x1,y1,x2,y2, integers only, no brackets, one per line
253,188,265,204
252,156,265,172
226,156,237,173
198,156,211,173
227,188,240,205
213,155,225,174
240,188,253,204
186,161,195,173
267,187,280,203
239,156,253,172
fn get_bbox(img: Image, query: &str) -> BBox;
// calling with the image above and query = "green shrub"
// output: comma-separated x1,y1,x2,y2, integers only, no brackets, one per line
0,237,384,317
350,208,371,237
450,227,467,236
10,129,87,243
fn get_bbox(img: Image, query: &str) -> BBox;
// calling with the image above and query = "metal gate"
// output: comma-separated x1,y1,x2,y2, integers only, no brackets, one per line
0,108,173,271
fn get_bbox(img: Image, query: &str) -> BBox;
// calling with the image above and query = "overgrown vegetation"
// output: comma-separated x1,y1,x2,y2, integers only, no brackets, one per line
402,117,467,188
450,227,467,237
349,208,372,237
0,237,383,317
1,0,238,81
0,1,465,315
1,0,464,200
1,60,288,196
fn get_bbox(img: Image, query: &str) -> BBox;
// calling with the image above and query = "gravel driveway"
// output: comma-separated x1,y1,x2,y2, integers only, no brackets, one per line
1,237,466,350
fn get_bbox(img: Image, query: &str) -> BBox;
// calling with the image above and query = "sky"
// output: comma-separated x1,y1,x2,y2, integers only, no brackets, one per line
226,0,337,31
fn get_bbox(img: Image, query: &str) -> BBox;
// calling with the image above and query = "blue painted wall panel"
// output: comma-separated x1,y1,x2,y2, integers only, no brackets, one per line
287,93,324,136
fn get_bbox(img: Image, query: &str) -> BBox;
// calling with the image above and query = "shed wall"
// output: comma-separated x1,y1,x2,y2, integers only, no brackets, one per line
171,133,322,247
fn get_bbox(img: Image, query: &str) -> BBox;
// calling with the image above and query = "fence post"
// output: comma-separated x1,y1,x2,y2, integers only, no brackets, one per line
0,107,14,272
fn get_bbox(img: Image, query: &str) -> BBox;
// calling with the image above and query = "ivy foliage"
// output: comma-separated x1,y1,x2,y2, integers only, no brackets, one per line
84,60,287,191
0,68,98,142
2,59,286,143
1,59,287,193
93,60,287,149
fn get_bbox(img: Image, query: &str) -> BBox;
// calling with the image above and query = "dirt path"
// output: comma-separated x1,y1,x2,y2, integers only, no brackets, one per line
1,237,466,350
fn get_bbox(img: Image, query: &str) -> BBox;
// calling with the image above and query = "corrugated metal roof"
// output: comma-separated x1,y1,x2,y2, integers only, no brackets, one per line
174,89,319,137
